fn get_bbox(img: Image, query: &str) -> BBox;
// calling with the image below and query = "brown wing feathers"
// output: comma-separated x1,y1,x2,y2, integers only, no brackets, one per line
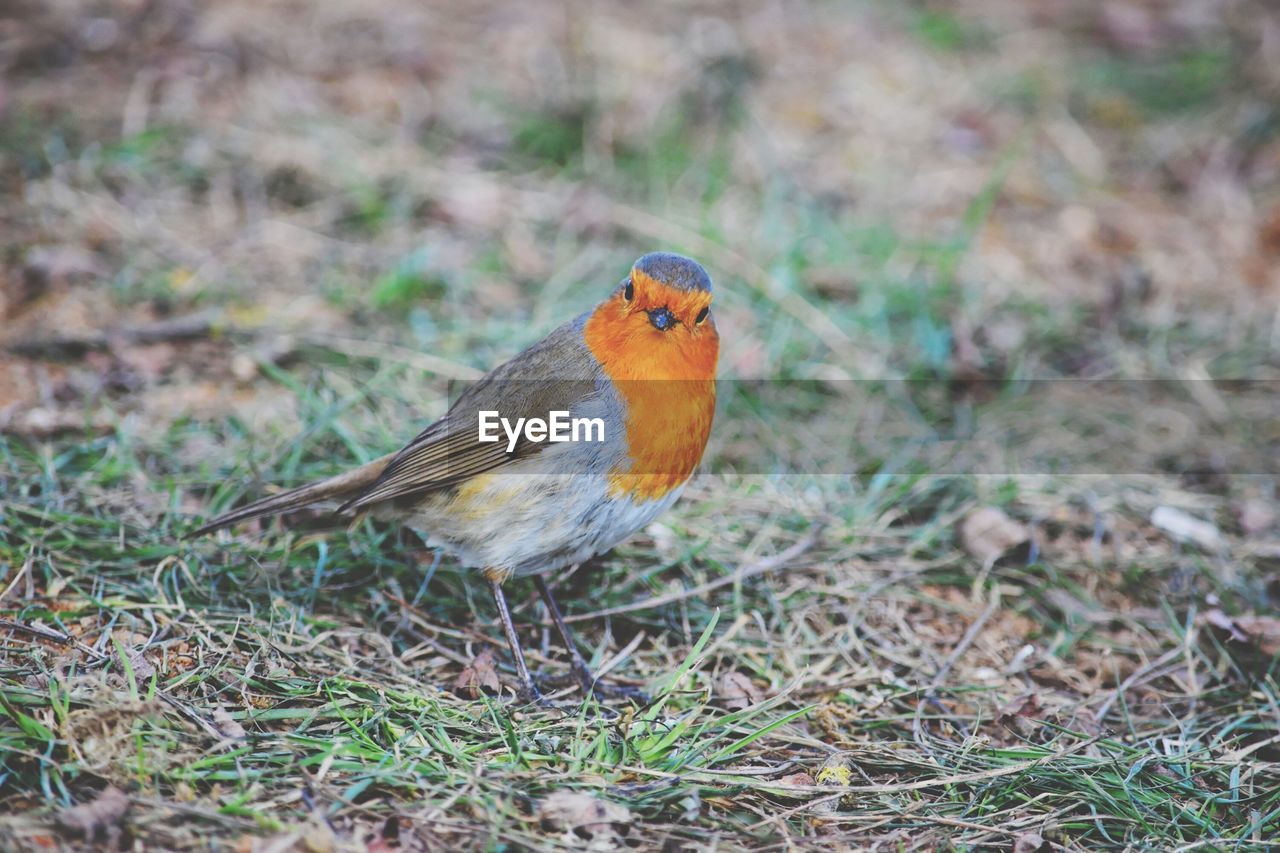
338,411,538,512
340,332,601,512
191,315,601,536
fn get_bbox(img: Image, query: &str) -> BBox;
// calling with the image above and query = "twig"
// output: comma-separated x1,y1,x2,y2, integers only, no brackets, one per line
929,588,1001,692
562,524,824,623
0,618,111,663
0,618,76,644
811,813,1030,841
910,588,999,752
6,311,229,359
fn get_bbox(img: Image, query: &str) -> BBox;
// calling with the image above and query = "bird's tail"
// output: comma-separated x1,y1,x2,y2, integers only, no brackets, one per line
187,452,396,538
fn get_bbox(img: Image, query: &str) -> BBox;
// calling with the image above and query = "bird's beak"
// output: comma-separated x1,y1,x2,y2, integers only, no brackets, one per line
648,306,677,331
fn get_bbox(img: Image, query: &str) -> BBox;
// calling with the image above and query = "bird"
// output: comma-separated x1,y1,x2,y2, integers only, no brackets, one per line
191,252,719,703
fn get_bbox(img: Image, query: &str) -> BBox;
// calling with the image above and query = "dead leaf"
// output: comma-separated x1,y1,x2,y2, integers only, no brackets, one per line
56,785,128,841
116,644,155,681
997,694,1046,738
1151,506,1223,552
211,707,247,741
715,671,764,711
1206,609,1280,659
1014,832,1049,853
453,648,500,698
537,790,631,841
774,771,815,799
959,507,1030,567
778,772,814,787
998,694,1042,723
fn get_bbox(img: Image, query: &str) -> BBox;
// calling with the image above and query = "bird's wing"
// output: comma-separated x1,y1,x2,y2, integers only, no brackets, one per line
339,316,601,511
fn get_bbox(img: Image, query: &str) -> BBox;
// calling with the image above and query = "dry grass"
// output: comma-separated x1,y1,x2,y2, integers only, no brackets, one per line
2,0,1280,849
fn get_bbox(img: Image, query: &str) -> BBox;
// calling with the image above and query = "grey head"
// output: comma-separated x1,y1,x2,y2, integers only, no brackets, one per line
632,252,713,293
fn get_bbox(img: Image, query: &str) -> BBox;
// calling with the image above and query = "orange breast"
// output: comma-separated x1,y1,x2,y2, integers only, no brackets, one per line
584,296,718,502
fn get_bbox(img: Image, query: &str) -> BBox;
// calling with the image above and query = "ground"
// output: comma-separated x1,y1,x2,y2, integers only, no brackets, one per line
2,0,1280,849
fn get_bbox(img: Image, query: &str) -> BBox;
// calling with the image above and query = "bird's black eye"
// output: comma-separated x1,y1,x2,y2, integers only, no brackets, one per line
695,306,709,325
623,280,634,302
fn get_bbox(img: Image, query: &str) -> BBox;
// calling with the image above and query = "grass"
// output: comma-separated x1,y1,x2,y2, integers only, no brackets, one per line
3,367,1278,847
3,0,1280,849
1078,48,1236,118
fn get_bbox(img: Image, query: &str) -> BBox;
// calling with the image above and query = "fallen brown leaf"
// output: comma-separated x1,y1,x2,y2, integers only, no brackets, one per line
211,707,248,741
774,771,815,799
1014,832,1049,853
116,644,156,681
715,671,764,711
959,507,1030,567
998,694,1042,723
453,648,500,698
778,772,814,787
997,693,1046,739
537,790,631,841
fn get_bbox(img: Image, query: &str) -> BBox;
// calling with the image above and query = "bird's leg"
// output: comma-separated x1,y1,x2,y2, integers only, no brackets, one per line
487,576,541,703
533,575,593,690
533,575,646,702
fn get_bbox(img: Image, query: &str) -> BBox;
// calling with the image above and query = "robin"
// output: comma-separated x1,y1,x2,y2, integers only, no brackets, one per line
192,252,718,702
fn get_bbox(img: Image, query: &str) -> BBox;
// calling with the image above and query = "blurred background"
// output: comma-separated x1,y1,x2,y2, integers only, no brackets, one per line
3,2,1280,848
4,0,1279,427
